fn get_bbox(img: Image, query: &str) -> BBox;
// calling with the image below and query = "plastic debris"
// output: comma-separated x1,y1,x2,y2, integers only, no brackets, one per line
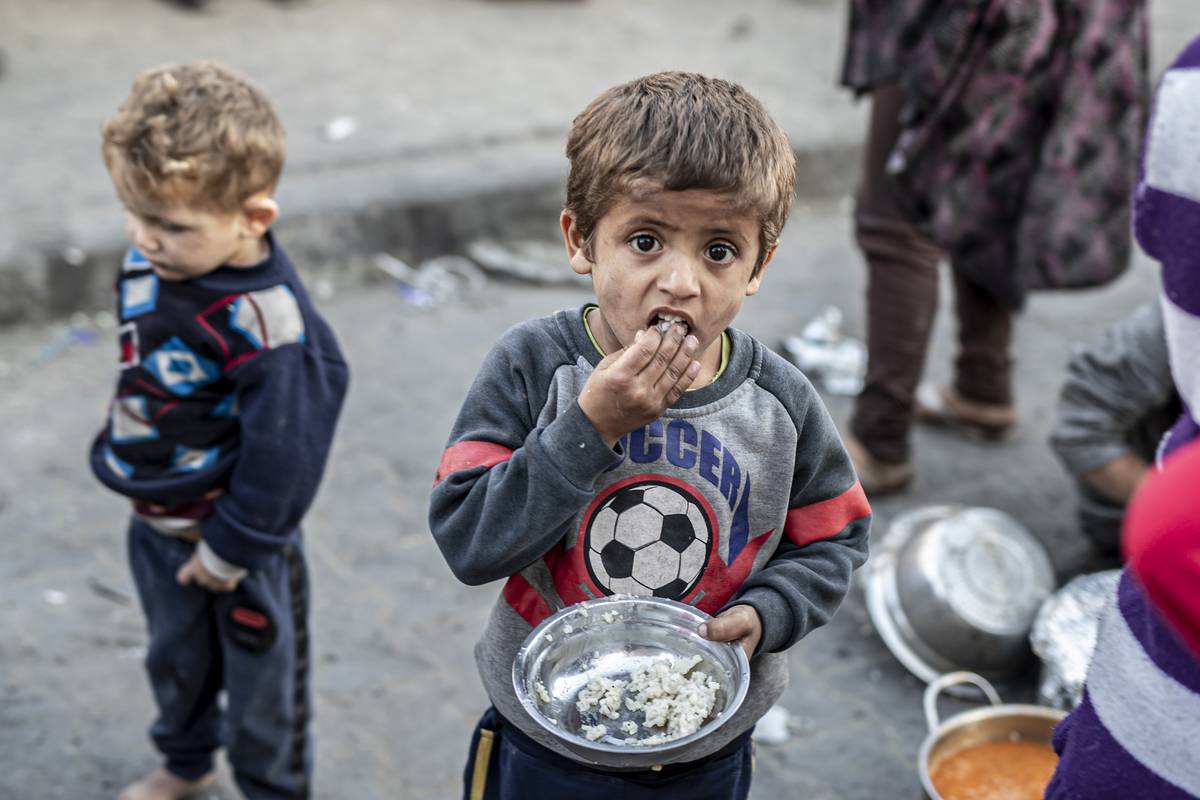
321,115,359,142
314,277,336,303
32,323,98,367
88,576,132,606
61,246,87,267
752,703,792,745
779,306,866,395
374,253,486,309
43,589,67,605
1030,569,1121,710
466,239,589,287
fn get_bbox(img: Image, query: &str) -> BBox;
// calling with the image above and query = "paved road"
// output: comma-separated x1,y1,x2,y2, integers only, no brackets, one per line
0,197,1159,798
0,0,1195,323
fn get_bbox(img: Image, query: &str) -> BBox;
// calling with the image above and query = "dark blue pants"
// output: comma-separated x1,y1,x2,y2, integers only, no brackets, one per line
127,518,312,799
462,707,754,800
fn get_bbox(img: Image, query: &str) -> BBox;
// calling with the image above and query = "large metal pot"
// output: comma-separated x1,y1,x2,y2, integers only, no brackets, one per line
864,505,1056,689
918,672,1066,799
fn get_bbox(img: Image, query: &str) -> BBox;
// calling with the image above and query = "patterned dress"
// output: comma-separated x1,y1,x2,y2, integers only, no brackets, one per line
841,0,1149,306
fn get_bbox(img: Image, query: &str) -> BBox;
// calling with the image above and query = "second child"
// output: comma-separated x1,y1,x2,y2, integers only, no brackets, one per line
91,62,349,800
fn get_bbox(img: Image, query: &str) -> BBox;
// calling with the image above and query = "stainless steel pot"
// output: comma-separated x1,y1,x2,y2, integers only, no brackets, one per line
918,672,1066,799
865,505,1056,689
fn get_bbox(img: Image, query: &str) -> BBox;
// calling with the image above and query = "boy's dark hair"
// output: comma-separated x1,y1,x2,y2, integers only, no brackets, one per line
565,71,796,272
102,61,285,212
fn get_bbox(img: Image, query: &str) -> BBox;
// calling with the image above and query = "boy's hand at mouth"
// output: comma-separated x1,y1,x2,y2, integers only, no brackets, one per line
579,323,700,446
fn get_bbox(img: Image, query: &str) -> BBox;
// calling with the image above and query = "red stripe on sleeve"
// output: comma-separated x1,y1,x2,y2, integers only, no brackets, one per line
434,440,515,485
784,481,871,547
502,574,552,628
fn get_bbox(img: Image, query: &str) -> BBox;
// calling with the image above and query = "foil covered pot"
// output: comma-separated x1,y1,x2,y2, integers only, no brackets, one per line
1030,569,1122,710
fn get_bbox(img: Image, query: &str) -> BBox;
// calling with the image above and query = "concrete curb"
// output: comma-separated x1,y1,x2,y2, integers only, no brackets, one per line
0,140,860,326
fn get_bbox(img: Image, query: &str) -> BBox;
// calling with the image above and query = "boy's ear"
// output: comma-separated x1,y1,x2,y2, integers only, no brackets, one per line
560,210,593,277
241,194,279,237
745,241,778,297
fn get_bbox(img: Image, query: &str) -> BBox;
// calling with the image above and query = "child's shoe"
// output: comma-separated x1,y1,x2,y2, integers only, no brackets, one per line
118,768,215,800
914,383,1015,440
845,434,914,496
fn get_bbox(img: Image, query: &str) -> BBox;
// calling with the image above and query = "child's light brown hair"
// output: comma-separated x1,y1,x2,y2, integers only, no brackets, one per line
102,61,285,213
565,71,796,273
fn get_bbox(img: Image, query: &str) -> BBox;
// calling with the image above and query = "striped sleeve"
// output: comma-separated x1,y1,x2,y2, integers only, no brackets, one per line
428,320,621,586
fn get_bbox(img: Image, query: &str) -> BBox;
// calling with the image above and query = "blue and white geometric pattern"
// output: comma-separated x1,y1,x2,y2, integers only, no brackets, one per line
121,274,159,319
230,285,305,350
109,395,159,442
104,445,135,478
211,393,239,419
123,247,151,273
144,337,220,396
170,445,220,473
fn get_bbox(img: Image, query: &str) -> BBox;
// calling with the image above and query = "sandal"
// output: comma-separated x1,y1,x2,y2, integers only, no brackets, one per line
914,383,1015,440
844,434,915,496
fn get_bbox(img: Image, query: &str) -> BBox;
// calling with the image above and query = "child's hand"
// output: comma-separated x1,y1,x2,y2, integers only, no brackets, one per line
579,325,701,446
176,552,240,593
699,604,762,660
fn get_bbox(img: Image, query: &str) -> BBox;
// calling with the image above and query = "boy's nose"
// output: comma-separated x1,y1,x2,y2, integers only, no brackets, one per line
658,256,701,298
126,216,160,254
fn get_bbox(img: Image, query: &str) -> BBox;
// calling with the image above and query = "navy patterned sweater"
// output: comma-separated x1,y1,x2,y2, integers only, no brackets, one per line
89,233,349,571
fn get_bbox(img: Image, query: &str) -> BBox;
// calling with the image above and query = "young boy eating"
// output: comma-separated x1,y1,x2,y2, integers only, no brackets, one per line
430,71,871,799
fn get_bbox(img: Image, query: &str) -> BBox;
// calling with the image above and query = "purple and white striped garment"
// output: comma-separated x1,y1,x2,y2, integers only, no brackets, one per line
1046,571,1200,798
1134,35,1200,464
1046,33,1200,799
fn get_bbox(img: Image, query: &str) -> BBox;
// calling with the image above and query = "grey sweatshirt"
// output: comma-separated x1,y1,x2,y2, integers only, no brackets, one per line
1049,301,1178,476
429,306,871,765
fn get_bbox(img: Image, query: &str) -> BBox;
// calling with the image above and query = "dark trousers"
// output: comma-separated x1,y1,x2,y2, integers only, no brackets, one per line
850,84,1014,464
127,518,312,799
462,707,754,800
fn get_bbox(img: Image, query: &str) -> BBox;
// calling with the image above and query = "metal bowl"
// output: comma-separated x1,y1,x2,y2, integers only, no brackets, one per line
919,672,1065,799
864,505,1056,687
512,595,750,769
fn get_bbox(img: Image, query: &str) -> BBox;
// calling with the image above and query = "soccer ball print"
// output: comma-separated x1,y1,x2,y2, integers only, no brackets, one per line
584,478,712,599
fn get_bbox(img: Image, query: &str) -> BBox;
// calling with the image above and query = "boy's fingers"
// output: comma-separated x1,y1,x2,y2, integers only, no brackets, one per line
612,327,662,375
699,614,752,643
663,359,701,406
655,333,698,390
645,325,688,382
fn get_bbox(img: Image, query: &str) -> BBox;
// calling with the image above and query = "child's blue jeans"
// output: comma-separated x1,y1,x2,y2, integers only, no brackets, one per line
127,517,312,799
463,706,754,800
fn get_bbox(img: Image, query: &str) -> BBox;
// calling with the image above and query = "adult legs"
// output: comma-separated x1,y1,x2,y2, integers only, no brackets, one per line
951,269,1013,407
849,84,942,474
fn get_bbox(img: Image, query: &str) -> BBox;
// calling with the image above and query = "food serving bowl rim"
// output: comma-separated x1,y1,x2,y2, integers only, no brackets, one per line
511,595,750,767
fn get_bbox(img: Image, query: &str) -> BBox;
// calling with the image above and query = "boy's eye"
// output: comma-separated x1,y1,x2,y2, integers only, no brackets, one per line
158,221,188,234
706,243,736,264
629,234,661,254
